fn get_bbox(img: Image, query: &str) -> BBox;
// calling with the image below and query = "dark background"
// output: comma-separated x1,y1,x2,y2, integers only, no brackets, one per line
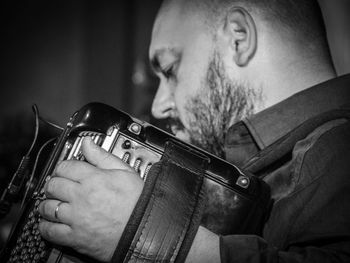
0,0,349,246
0,0,163,124
0,0,349,124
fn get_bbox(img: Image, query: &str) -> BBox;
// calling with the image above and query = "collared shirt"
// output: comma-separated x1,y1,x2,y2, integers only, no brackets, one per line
220,74,350,262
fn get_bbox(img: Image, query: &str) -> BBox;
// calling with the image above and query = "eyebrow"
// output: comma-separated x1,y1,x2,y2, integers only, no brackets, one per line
150,48,181,74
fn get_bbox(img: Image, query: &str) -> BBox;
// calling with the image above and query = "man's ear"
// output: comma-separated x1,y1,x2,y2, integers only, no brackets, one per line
223,7,257,67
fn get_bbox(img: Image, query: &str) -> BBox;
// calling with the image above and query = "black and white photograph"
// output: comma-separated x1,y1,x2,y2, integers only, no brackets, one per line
0,0,349,262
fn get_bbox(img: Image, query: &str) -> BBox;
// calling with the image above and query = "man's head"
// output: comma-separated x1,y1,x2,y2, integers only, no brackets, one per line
149,0,335,157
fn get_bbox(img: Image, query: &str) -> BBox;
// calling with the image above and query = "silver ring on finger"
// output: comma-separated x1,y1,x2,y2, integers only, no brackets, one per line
54,201,64,221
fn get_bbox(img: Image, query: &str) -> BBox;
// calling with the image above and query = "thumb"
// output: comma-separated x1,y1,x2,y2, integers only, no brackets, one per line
81,137,131,171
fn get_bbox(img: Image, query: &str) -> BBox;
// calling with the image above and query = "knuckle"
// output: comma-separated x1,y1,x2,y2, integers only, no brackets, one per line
43,202,51,217
45,228,55,240
65,184,75,200
56,160,69,175
45,178,56,195
38,201,51,218
39,221,52,239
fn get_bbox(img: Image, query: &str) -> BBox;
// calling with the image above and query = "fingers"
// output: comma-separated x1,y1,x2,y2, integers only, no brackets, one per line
38,199,72,225
39,220,72,247
82,137,132,171
45,176,78,202
54,137,133,183
54,159,96,182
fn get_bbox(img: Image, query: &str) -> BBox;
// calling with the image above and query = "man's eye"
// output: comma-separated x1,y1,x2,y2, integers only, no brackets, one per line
162,66,174,79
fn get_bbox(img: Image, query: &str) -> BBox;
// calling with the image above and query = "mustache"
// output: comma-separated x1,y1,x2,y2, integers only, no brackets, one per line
165,117,185,134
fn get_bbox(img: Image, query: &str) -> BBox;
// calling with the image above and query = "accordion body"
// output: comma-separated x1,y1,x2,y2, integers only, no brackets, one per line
0,102,271,262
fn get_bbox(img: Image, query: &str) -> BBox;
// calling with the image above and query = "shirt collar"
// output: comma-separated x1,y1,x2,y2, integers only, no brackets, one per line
242,74,350,150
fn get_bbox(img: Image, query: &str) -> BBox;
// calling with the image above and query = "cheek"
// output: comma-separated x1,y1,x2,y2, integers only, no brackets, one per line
173,53,210,127
173,80,201,130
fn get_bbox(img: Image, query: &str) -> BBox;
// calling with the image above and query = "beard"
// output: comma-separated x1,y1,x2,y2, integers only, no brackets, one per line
171,52,263,158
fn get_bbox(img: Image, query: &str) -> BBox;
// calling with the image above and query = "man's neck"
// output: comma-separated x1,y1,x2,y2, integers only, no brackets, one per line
250,28,337,110
263,67,336,109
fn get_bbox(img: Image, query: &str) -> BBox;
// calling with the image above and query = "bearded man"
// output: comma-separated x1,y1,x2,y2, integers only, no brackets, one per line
37,0,350,262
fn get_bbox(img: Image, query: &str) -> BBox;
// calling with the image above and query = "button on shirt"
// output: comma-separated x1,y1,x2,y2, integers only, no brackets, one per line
221,74,350,262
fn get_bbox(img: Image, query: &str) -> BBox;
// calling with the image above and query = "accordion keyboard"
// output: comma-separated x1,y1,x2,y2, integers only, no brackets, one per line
59,127,161,180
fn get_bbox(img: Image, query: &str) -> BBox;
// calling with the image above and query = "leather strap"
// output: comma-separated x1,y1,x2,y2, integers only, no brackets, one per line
112,141,208,263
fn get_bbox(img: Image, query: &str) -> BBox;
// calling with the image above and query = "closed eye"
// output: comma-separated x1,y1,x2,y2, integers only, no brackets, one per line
162,65,174,79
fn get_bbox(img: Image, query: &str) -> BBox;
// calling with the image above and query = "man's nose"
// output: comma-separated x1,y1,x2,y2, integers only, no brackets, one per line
151,83,175,119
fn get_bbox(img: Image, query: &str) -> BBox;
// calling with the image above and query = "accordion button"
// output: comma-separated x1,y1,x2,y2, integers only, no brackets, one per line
143,163,153,180
129,123,141,135
122,152,131,163
236,176,250,188
134,158,142,173
122,140,132,149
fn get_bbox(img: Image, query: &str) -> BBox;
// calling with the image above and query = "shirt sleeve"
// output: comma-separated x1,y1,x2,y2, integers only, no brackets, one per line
220,235,350,263
220,120,350,263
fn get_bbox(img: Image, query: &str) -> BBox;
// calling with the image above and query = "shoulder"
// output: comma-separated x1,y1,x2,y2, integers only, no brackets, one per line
283,118,350,244
293,117,350,188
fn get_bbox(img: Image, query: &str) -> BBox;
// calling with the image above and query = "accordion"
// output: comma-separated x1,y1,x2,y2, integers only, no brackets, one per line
0,102,271,262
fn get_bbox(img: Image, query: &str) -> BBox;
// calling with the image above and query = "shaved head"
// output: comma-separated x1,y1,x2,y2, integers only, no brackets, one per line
159,0,329,53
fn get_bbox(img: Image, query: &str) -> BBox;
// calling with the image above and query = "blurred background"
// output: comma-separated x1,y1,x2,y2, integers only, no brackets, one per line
0,0,349,248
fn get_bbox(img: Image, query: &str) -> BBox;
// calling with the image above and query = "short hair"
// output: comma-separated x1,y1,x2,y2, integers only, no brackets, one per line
161,0,329,52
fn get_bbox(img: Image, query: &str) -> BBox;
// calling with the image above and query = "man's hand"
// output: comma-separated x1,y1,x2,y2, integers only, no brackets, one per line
38,137,144,262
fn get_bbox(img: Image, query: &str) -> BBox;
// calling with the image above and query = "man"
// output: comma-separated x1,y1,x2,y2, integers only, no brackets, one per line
38,0,350,262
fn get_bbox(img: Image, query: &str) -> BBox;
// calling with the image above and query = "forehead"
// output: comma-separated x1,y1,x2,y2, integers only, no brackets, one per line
149,3,207,60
